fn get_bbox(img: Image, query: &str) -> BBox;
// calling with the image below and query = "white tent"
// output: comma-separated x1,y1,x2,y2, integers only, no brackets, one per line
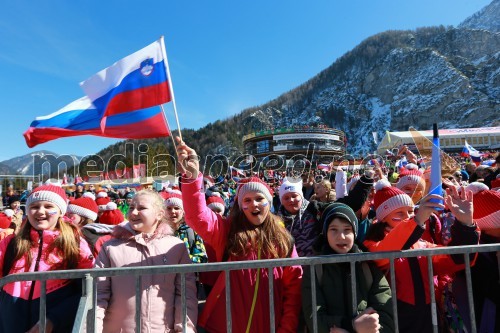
377,127,500,154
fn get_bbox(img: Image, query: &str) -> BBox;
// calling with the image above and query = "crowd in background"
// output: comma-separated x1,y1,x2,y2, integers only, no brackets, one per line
0,143,498,333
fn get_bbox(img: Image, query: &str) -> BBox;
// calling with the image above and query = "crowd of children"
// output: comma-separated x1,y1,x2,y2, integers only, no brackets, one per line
0,140,498,332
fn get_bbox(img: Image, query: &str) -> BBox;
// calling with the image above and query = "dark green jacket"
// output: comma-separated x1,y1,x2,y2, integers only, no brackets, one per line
302,245,394,333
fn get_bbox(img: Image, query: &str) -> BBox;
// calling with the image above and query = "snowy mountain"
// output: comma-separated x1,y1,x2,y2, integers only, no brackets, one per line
78,0,499,173
9,0,500,177
0,162,16,176
459,0,500,32
0,151,81,176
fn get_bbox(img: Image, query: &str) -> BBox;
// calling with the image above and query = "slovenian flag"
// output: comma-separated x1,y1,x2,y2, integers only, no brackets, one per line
23,96,170,148
461,140,482,163
80,37,171,129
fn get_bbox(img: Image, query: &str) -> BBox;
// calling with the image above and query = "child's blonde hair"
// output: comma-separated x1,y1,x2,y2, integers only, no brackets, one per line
130,190,173,235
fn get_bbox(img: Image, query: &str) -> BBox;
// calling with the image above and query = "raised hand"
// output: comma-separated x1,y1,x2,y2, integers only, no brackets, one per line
442,176,460,188
414,194,445,226
175,136,199,180
444,185,474,226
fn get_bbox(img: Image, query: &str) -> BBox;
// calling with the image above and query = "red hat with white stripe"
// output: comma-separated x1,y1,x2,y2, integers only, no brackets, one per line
374,179,414,222
163,189,183,209
99,202,125,225
67,197,99,221
26,184,68,215
95,195,111,209
206,196,225,214
466,182,500,230
96,190,108,199
0,213,12,229
82,191,96,201
396,163,425,190
235,177,273,209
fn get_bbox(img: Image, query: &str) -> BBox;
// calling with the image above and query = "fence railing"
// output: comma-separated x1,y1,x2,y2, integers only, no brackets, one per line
1,243,498,333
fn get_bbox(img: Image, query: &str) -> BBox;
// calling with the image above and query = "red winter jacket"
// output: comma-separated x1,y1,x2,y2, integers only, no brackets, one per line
364,218,479,305
182,174,303,333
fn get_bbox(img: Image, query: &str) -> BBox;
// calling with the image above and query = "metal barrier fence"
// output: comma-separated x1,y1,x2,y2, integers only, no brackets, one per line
1,243,498,333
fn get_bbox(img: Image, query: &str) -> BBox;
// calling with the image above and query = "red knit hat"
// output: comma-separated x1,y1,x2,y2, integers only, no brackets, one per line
396,164,425,190
26,184,68,215
95,196,111,209
466,182,500,230
99,202,125,225
491,177,500,191
82,191,96,201
235,177,273,209
163,189,183,209
96,190,108,199
67,197,99,221
0,213,12,229
206,196,225,214
374,179,414,221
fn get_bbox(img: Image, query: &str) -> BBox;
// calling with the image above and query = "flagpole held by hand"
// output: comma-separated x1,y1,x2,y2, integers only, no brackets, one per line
160,104,178,153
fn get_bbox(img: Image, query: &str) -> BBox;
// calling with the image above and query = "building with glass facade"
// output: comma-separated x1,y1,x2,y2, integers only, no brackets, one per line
242,126,346,164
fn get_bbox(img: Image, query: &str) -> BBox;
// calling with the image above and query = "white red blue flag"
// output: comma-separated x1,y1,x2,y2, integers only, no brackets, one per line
23,96,169,148
461,140,482,163
80,38,171,129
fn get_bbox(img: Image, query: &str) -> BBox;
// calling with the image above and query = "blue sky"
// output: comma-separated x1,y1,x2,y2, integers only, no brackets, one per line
0,0,491,162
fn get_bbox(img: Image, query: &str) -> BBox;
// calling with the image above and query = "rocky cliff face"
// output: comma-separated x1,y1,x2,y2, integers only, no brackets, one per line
243,22,499,154
459,0,500,32
48,0,500,172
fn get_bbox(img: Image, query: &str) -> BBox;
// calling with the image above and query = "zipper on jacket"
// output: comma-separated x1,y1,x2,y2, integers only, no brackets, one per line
27,230,45,326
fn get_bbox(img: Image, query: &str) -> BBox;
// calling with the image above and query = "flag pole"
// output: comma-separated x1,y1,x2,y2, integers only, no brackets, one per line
160,36,183,142
160,104,178,153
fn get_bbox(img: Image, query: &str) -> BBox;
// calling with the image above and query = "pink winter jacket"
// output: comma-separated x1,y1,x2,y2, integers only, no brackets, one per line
182,174,303,333
0,228,94,332
95,222,198,333
0,228,94,298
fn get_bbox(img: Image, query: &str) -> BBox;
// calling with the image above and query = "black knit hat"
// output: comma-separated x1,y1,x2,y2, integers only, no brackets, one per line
320,203,358,238
8,195,20,206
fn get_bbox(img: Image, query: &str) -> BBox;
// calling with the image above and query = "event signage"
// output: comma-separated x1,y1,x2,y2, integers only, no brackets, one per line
273,133,340,141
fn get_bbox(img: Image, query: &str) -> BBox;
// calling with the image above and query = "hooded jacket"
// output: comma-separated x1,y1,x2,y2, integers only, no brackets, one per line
0,228,94,333
95,222,197,333
302,244,394,333
183,174,303,333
